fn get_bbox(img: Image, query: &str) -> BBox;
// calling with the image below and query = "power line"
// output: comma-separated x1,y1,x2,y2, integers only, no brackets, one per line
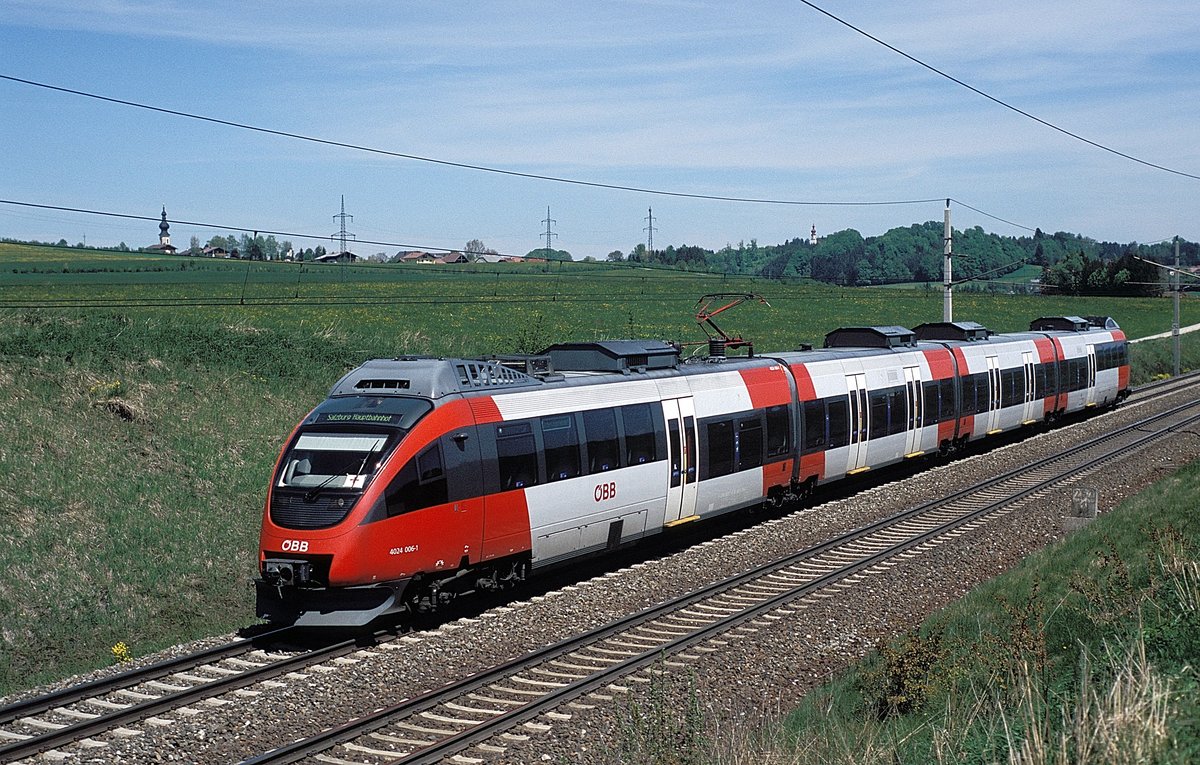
796,0,1200,181
0,73,941,208
2,74,1145,238
947,198,1035,233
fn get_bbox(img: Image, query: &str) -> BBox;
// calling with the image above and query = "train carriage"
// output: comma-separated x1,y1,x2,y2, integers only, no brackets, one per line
257,316,1129,626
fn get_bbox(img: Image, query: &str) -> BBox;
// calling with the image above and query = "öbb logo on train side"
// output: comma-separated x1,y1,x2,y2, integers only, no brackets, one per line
594,482,617,502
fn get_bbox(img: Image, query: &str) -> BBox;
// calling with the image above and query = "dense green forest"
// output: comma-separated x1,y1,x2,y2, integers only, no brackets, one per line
609,222,1197,294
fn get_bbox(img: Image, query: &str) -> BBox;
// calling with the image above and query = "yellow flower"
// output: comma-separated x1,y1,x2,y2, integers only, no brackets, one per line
111,641,131,663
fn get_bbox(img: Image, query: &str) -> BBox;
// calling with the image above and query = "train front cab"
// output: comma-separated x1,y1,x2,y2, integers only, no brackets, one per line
257,392,506,627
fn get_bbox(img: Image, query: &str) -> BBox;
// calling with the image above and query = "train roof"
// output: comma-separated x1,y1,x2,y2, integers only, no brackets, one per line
326,316,1123,401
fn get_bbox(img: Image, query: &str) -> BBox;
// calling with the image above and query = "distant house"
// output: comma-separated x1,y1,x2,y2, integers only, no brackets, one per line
397,251,438,264
316,251,357,263
202,246,227,258
438,251,469,264
474,253,507,264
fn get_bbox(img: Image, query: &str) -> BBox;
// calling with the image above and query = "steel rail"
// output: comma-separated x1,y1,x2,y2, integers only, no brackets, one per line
0,627,294,728
0,628,396,762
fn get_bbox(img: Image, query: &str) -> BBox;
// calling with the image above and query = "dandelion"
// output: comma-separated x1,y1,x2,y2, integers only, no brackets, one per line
111,641,131,663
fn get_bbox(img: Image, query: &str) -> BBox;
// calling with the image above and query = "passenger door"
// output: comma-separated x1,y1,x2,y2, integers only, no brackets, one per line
1021,351,1037,424
846,373,869,473
663,398,698,525
1084,344,1097,405
985,355,1002,433
903,365,922,457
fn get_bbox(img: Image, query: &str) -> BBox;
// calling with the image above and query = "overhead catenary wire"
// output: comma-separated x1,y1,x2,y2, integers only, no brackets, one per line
795,0,1200,182
0,73,1174,239
0,74,939,209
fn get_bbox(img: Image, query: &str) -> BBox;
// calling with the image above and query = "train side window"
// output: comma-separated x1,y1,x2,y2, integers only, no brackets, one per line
667,418,682,487
964,373,983,415
765,404,790,457
922,381,940,426
801,400,824,452
704,419,735,479
1001,368,1021,407
621,404,657,465
583,408,621,473
1067,358,1083,391
940,379,955,420
386,444,447,516
1034,364,1047,400
683,416,697,481
826,397,849,448
496,421,539,490
737,417,763,471
868,391,889,440
889,388,905,434
541,414,581,482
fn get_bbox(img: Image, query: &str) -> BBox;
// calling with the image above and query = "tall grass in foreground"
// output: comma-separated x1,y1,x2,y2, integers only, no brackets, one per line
616,461,1200,764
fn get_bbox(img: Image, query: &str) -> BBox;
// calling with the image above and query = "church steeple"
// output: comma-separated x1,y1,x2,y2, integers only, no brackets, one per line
158,206,171,246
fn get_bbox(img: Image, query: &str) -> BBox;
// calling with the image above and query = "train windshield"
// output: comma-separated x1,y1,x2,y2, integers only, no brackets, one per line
277,432,392,491
278,395,432,493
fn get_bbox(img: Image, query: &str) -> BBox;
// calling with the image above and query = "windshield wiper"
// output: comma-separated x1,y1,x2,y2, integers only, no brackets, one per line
302,442,382,503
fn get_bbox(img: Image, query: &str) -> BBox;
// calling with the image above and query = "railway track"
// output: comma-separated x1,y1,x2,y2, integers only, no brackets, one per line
237,393,1200,765
2,373,1194,763
0,628,404,763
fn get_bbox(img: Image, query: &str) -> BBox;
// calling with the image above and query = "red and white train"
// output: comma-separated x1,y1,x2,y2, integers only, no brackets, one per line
256,316,1128,625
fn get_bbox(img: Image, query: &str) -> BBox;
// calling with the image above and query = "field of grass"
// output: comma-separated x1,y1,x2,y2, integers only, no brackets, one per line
0,242,1197,698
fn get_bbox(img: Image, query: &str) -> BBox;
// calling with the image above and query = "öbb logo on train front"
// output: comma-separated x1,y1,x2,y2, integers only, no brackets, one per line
594,482,617,502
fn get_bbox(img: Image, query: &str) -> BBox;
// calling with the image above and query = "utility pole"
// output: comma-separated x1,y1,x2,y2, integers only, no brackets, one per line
644,207,657,259
541,206,557,256
943,199,953,322
1174,236,1181,377
331,195,355,278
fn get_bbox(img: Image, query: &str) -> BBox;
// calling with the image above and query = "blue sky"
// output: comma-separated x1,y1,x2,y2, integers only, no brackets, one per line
2,1,1198,260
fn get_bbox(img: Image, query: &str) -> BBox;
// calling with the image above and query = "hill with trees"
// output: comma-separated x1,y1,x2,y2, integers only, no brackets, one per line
613,223,1196,295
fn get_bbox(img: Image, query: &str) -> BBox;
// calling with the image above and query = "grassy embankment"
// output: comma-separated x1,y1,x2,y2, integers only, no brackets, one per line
0,243,1196,698
624,454,1200,764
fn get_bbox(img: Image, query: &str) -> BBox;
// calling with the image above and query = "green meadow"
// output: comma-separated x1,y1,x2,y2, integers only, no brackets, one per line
0,242,1197,697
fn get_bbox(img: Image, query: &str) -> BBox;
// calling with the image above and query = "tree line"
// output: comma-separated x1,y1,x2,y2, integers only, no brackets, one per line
603,222,1196,296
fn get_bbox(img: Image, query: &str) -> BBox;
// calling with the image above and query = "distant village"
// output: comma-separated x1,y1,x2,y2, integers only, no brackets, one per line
143,206,544,265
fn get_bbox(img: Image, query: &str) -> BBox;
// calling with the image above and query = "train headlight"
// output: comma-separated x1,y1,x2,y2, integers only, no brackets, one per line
264,559,312,587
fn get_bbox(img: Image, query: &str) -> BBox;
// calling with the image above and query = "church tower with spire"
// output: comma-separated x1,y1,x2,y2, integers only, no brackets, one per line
147,206,177,253
158,206,171,248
